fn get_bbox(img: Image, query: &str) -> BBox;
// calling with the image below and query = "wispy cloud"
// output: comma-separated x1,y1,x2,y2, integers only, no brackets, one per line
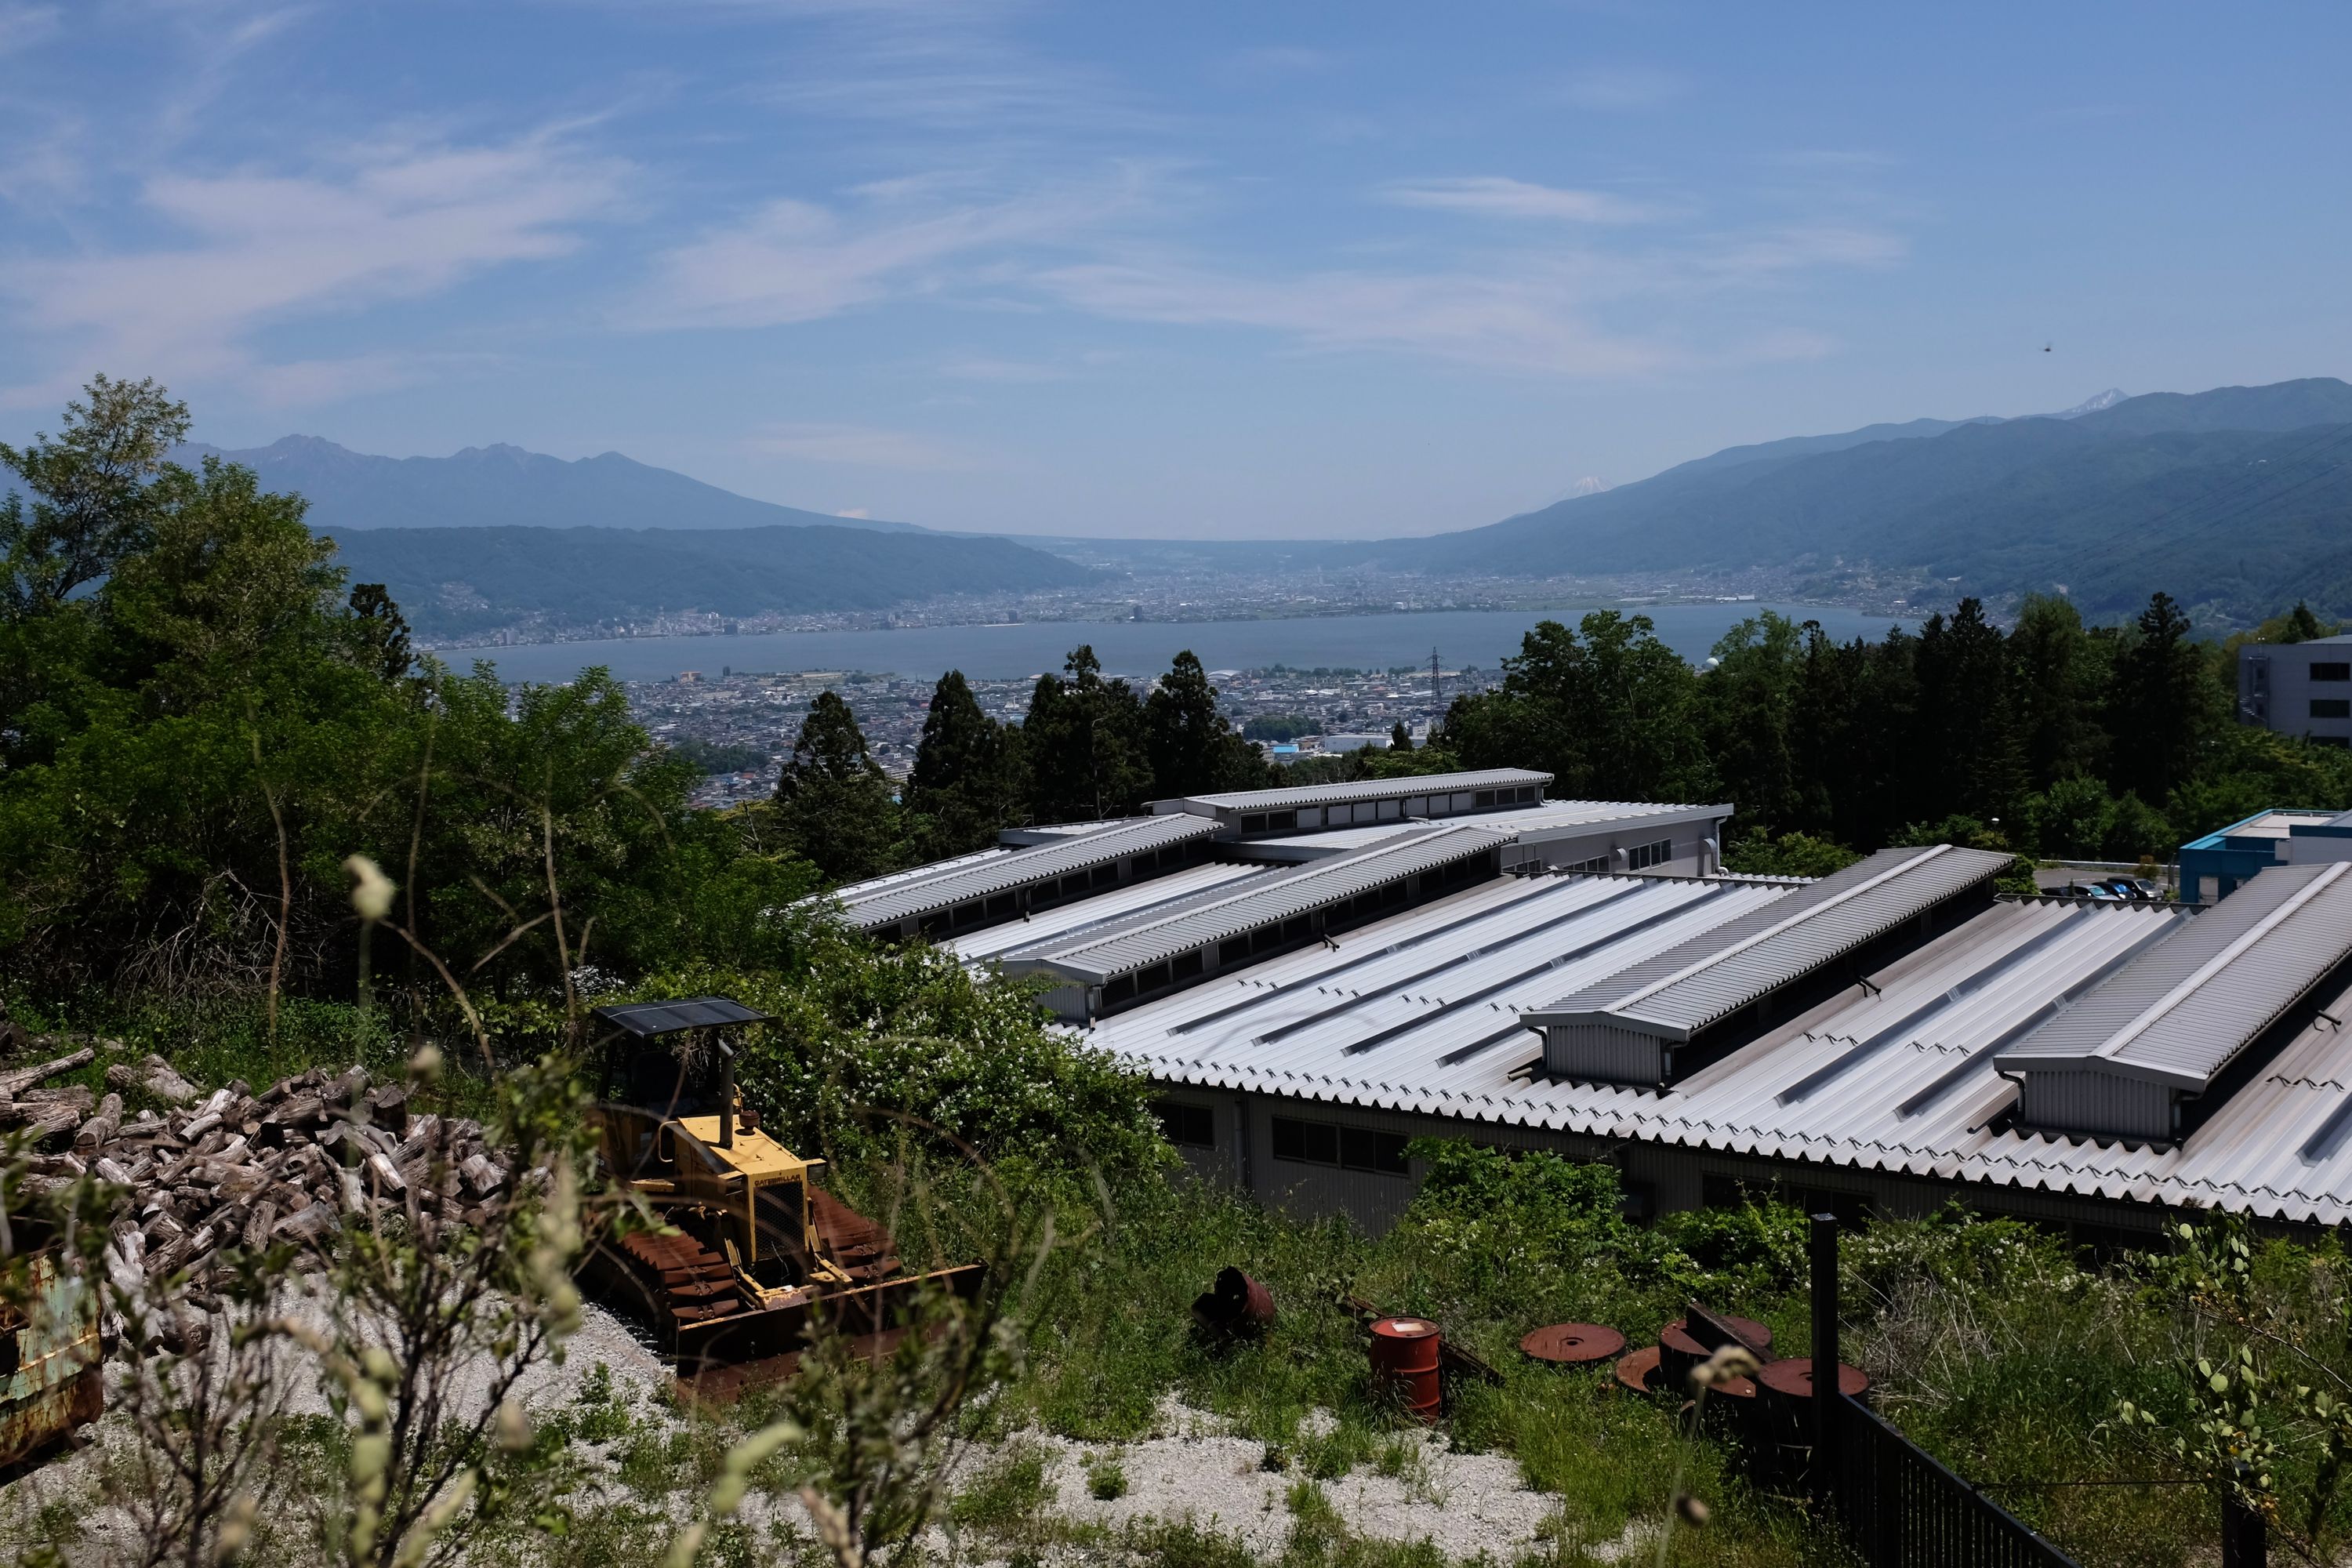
631,172,1142,330
1557,66,1686,111
0,129,626,405
0,2,60,55
753,421,993,470
1042,256,1674,378
1381,176,1660,225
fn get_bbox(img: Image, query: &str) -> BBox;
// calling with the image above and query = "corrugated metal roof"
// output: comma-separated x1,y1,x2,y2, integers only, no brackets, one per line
1247,798,1723,856
829,812,1222,929
1014,824,1510,982
1154,768,1552,815
952,862,1275,964
590,996,768,1037
1996,862,2352,1088
1523,845,2012,1040
1103,895,2352,1229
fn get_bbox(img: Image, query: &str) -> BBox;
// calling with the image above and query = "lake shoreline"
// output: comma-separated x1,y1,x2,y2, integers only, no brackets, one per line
448,602,1925,686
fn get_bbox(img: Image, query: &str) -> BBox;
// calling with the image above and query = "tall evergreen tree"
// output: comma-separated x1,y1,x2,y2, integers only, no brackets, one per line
1388,720,1414,752
2109,591,2220,808
771,691,905,883
2008,593,2107,790
904,670,1024,855
1915,598,2026,825
1144,650,1264,799
1022,645,1149,823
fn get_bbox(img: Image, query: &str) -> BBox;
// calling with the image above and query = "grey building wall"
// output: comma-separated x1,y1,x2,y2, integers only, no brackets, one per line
2240,639,2352,747
1149,1083,2189,1245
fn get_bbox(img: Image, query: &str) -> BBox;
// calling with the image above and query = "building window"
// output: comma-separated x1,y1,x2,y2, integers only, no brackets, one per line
1155,1100,1215,1148
1269,1116,1410,1175
1627,837,1675,870
1563,855,1610,875
2312,662,2351,682
2312,699,2352,720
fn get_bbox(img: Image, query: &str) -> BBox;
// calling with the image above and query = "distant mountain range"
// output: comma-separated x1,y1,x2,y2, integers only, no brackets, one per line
1371,378,2352,622
194,376,2352,637
172,437,1098,637
180,436,932,534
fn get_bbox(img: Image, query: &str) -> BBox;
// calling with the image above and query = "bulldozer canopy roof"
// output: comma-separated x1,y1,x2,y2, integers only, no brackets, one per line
590,996,769,1039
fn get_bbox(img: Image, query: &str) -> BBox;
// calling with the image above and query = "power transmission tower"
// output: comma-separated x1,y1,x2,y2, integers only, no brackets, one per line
1430,647,1442,721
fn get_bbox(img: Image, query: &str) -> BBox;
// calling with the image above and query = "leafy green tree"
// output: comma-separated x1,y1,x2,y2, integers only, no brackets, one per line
904,669,1025,857
770,691,906,884
1144,650,1264,799
1021,645,1149,822
1388,720,1413,752
1720,828,1861,878
1443,611,1705,800
0,373,190,615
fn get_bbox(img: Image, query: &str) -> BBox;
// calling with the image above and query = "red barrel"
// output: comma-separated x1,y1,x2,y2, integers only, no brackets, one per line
1369,1316,1443,1421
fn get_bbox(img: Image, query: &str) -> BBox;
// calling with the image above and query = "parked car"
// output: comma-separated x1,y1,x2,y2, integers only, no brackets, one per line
2054,882,2127,901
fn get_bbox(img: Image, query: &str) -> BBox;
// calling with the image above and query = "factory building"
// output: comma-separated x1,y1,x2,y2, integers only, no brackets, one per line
2238,633,2352,746
827,774,2352,1243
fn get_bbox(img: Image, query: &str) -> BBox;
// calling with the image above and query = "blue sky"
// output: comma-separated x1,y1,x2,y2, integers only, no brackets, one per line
4,2,2347,539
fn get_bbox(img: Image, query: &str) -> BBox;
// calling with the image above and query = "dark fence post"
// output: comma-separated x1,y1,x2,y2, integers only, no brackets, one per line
2220,1488,2267,1568
1809,1211,1840,1508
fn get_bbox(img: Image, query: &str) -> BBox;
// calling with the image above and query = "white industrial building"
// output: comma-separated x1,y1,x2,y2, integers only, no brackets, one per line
824,773,2352,1243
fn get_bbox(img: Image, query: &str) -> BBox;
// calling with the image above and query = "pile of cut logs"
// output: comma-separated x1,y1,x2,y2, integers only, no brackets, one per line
2,1046,512,1295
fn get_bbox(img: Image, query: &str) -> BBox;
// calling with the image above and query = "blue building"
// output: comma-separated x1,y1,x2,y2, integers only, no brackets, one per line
2180,808,2352,903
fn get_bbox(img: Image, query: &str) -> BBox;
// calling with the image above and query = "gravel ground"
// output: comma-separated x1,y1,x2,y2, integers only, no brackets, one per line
992,1396,1561,1561
5,1308,1577,1566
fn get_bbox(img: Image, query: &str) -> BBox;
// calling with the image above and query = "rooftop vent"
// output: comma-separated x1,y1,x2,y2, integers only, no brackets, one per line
1994,861,2352,1143
1523,844,2011,1086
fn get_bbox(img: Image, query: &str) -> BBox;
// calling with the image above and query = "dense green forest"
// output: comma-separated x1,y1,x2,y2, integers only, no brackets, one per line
772,594,2352,885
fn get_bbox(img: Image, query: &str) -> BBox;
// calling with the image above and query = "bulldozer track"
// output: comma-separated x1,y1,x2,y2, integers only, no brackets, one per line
615,1229,742,1331
811,1187,900,1282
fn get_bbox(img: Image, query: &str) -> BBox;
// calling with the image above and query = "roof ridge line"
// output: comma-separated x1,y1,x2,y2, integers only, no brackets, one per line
1605,844,1954,1013
2091,861,2350,1062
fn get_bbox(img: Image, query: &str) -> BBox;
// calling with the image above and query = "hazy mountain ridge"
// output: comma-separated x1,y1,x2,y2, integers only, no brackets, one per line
1385,377,2352,621
178,435,932,534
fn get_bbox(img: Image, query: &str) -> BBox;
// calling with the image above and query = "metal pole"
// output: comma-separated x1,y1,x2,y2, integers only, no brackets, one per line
717,1039,736,1149
2221,1487,2267,1568
1809,1212,1841,1508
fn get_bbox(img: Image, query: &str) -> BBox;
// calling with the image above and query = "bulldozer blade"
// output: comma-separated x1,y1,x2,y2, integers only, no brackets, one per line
673,1263,985,1377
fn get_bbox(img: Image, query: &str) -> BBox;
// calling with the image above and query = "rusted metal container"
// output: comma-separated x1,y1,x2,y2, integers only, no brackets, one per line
1191,1267,1276,1337
1519,1322,1625,1367
1368,1316,1443,1422
0,1245,102,1468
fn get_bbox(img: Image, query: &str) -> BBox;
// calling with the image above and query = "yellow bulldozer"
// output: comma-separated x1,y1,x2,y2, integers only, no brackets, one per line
579,997,978,1381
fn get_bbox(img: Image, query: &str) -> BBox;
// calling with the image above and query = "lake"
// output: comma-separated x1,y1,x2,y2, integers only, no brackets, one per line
457,602,1921,685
